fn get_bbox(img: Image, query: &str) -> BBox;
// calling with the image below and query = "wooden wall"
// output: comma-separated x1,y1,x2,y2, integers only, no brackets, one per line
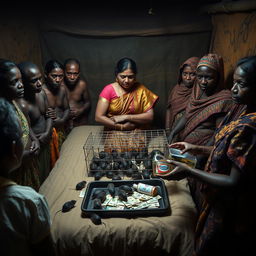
0,14,42,67
210,12,256,87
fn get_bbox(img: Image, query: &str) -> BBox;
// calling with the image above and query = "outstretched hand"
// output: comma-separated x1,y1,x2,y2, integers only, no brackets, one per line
169,142,198,155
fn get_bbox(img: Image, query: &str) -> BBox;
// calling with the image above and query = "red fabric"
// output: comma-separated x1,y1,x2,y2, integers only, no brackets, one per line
166,57,199,128
99,84,118,101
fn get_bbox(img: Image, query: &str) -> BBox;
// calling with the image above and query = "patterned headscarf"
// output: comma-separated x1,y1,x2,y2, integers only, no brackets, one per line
181,53,233,143
196,53,225,91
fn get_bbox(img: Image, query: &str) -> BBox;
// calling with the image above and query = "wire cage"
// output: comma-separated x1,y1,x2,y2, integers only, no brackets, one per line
83,129,169,179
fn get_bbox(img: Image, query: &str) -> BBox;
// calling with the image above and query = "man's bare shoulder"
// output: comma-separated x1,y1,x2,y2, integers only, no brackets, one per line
77,78,88,89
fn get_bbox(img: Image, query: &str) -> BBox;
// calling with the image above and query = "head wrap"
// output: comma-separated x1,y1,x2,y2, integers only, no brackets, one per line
197,53,225,91
178,57,200,84
166,57,199,128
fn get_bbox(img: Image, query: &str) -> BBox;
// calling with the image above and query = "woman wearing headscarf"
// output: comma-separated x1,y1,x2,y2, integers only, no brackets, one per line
168,54,234,145
166,55,256,256
165,57,199,136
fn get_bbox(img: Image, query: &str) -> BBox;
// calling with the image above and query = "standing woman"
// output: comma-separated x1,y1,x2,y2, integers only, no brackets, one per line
165,57,199,136
167,56,256,256
0,60,40,191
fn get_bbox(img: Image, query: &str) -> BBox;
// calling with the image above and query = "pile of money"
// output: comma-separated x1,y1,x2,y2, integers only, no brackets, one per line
102,191,162,210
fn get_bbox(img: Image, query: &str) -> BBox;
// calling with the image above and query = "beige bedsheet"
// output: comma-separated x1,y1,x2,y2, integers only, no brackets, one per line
39,126,197,256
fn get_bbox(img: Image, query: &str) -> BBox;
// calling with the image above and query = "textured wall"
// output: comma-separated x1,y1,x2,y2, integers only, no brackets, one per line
210,12,256,87
0,14,42,68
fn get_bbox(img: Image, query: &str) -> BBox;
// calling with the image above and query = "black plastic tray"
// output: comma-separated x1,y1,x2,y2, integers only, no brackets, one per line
81,179,171,217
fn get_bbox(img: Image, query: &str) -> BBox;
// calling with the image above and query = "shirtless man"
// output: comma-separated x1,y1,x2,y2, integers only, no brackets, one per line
43,60,70,155
18,62,53,183
63,58,91,128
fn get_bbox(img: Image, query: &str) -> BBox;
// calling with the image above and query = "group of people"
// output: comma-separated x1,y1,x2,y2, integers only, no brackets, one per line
0,57,92,255
1,53,256,255
0,58,91,190
165,54,256,255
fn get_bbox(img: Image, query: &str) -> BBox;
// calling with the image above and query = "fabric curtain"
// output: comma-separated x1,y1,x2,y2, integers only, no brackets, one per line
39,8,212,127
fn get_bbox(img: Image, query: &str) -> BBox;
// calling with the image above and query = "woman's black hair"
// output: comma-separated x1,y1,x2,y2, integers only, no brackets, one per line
44,60,64,74
0,60,17,88
0,97,21,156
114,57,137,76
236,56,256,86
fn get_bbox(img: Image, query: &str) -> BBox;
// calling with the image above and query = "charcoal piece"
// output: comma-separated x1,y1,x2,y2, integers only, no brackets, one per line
119,162,124,170
75,181,87,190
99,151,107,159
119,185,133,195
121,160,129,170
126,160,132,168
90,213,102,225
132,172,143,180
107,183,115,197
111,150,119,159
143,159,152,169
141,147,148,157
94,171,102,180
135,154,142,165
142,169,151,179
99,161,107,170
62,200,76,212
112,174,122,180
106,171,114,179
92,189,102,199
92,156,101,164
122,151,132,159
126,168,133,177
115,156,122,164
131,149,138,157
112,162,119,170
90,162,98,170
105,164,112,170
118,189,127,201
104,156,112,164
96,191,106,203
93,198,102,209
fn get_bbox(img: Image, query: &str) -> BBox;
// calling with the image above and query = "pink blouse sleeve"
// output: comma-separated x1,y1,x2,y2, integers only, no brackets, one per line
99,84,117,101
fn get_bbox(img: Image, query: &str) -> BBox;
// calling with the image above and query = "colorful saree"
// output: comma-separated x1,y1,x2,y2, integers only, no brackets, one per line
100,83,158,152
10,101,40,191
194,111,256,256
103,83,158,124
